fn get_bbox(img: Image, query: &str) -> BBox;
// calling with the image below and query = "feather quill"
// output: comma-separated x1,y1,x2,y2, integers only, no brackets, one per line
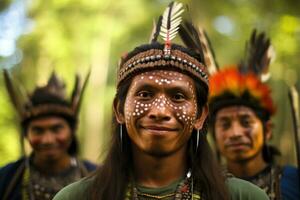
159,2,184,48
198,27,219,74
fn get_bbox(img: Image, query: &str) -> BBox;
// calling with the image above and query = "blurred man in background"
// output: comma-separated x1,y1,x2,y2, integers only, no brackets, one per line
208,30,299,200
0,71,97,200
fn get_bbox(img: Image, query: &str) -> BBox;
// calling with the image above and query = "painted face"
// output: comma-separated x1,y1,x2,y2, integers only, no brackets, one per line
27,116,72,162
123,70,204,156
214,106,265,162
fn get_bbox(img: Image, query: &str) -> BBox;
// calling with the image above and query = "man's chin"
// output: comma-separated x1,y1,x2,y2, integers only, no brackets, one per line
142,146,177,157
37,151,61,162
228,154,254,163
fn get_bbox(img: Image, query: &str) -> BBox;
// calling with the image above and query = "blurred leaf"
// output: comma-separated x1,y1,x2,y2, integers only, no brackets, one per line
0,0,12,12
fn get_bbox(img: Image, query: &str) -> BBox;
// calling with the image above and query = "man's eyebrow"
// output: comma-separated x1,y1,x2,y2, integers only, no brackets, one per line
30,126,44,131
134,83,156,89
167,85,191,91
216,118,230,124
50,123,64,128
216,115,231,120
30,122,64,129
237,113,252,118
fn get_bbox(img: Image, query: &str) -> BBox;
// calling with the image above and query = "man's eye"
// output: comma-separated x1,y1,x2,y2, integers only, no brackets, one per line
217,120,231,130
172,93,185,101
51,126,63,133
240,118,252,127
31,128,43,135
221,122,231,130
137,91,152,99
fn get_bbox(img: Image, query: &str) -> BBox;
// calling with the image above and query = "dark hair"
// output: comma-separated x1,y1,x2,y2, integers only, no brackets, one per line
22,90,79,155
88,43,229,200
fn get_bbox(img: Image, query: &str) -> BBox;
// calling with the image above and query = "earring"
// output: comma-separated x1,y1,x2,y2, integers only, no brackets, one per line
120,124,123,150
196,129,200,151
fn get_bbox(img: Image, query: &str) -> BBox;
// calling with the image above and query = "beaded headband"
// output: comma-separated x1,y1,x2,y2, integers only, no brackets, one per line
117,48,208,87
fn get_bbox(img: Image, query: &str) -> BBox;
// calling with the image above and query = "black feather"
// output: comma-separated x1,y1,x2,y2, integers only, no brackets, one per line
239,29,273,79
150,16,162,43
3,69,24,117
179,21,204,61
72,69,91,116
203,30,219,70
167,2,174,29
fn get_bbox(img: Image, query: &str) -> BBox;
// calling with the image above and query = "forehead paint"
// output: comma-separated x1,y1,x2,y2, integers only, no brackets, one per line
125,71,198,130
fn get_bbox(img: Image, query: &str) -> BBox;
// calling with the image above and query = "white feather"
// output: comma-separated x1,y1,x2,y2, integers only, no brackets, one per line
159,2,184,42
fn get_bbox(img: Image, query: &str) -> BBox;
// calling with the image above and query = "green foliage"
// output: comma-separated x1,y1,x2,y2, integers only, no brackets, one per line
0,0,12,12
0,84,20,166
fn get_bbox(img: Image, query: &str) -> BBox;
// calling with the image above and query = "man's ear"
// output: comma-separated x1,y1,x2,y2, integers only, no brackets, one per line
264,120,273,141
113,97,125,124
194,105,209,130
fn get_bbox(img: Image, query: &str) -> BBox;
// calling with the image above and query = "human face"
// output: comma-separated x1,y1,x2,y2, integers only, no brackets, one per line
119,70,207,156
27,116,72,162
214,106,265,162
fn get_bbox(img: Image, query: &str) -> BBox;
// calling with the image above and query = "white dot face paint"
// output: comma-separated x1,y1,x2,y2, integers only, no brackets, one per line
123,70,204,156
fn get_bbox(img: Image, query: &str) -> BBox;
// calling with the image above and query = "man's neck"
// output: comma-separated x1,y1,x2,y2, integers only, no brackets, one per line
226,154,268,178
132,145,188,188
32,154,72,175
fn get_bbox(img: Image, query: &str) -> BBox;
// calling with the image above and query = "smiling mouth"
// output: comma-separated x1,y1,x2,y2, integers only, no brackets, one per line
225,143,250,150
141,125,178,133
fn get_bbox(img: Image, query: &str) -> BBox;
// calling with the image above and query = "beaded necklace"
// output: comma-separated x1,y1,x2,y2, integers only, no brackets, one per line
244,165,282,200
125,171,201,200
21,157,82,200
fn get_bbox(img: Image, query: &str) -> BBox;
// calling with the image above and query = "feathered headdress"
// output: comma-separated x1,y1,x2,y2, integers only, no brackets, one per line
208,29,276,118
3,69,90,125
117,1,211,88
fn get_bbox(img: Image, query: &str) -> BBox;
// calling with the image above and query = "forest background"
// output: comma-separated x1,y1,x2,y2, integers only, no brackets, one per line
0,0,299,166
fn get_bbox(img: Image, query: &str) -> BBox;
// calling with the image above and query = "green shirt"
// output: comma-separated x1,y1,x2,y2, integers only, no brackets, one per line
53,177,269,200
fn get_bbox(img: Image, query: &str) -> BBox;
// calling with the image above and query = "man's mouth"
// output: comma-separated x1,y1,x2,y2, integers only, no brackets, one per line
225,142,251,150
141,125,178,133
37,145,59,151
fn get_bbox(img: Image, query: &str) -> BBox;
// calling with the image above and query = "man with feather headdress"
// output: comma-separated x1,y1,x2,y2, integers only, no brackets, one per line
0,71,97,200
54,2,268,200
208,30,300,200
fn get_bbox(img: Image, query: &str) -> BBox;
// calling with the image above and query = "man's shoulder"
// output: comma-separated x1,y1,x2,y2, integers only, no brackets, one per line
281,165,299,200
0,158,26,199
282,165,298,176
80,159,97,172
226,177,269,200
0,157,25,178
53,177,94,200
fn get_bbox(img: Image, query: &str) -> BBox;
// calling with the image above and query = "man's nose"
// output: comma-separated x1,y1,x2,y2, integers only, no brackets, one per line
229,121,243,138
148,97,171,121
41,131,55,143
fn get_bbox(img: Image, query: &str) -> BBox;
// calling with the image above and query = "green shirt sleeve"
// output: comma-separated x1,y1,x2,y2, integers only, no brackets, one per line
53,178,92,200
227,177,270,200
